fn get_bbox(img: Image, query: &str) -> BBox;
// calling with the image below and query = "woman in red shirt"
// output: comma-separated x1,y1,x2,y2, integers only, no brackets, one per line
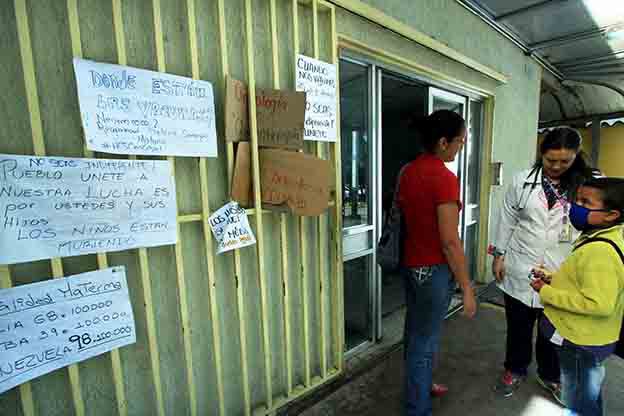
397,110,477,416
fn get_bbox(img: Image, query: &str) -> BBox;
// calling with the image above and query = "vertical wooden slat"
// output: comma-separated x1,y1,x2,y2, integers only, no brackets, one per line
328,3,345,372
187,0,227,414
216,1,252,414
110,3,166,415
151,1,198,415
66,1,128,414
311,0,328,378
291,0,312,387
269,0,294,395
15,1,86,415
0,266,36,416
244,0,274,408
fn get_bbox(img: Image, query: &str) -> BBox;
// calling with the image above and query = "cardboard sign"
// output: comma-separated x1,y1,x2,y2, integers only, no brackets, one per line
295,55,337,142
0,267,136,394
230,142,253,208
259,149,331,216
73,58,218,157
0,154,177,265
256,88,305,150
224,76,250,143
208,201,256,253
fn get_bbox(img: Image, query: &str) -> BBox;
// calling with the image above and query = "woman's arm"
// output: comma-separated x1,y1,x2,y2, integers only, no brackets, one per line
438,202,476,318
491,174,523,281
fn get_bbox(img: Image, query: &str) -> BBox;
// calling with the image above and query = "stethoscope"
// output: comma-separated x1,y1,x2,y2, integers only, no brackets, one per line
514,166,541,211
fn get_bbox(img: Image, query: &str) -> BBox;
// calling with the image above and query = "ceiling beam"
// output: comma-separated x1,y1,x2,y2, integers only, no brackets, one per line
540,110,624,127
529,22,624,51
554,49,624,67
558,59,624,73
564,70,624,77
494,0,568,21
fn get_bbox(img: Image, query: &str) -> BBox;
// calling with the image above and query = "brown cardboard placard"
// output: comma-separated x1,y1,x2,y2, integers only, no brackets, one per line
259,149,331,216
224,76,249,142
256,88,305,150
231,142,253,207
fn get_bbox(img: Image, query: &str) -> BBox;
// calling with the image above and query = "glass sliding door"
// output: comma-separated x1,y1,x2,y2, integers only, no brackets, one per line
339,58,377,352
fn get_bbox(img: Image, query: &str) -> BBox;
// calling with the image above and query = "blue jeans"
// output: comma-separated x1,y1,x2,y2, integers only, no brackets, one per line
558,344,606,416
403,265,455,416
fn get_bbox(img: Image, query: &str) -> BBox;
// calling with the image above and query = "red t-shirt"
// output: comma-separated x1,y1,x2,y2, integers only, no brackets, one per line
397,153,461,268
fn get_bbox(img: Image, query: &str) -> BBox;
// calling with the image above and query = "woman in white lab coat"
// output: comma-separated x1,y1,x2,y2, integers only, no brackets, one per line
489,127,596,400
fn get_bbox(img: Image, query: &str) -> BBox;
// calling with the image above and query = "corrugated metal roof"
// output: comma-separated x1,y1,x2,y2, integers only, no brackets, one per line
458,0,624,124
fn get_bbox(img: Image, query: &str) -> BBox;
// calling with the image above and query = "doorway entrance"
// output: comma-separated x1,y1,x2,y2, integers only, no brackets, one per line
339,57,486,353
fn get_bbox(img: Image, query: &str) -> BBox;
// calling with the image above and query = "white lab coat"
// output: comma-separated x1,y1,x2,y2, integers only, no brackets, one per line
491,168,578,308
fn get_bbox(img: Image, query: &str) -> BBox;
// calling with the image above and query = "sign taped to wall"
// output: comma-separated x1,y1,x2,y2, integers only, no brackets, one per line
208,201,256,253
260,149,332,216
0,154,177,265
256,88,306,150
224,76,250,143
73,58,218,157
0,267,136,394
296,54,337,142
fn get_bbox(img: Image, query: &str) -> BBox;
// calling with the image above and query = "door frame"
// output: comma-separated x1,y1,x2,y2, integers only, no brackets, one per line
340,44,496,347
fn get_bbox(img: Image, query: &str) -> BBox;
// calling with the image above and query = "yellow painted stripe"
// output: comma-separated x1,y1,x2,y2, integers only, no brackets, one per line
14,0,45,157
199,159,226,416
244,0,273,407
111,3,165,414
217,1,251,414
292,0,312,387
270,0,294,394
151,1,197,413
1,265,36,416
311,0,328,378
67,1,129,414
329,0,508,83
187,3,226,413
15,1,86,414
329,4,345,372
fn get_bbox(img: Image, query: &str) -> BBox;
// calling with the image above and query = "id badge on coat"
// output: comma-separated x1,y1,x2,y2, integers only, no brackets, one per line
559,204,572,243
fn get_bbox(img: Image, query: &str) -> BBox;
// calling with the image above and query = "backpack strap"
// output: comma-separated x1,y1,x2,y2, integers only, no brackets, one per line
573,237,624,264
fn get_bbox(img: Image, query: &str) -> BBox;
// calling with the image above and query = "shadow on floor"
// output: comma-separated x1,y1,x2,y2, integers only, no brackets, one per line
299,304,624,416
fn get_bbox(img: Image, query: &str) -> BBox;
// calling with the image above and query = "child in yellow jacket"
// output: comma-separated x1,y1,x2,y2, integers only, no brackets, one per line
531,177,624,416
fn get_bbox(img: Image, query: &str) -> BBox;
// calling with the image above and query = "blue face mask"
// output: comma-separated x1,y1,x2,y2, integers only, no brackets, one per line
569,202,610,231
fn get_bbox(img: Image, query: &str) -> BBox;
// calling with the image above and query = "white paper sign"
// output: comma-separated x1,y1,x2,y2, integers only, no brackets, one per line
295,54,337,142
0,154,177,265
73,58,218,157
0,267,136,394
208,202,256,254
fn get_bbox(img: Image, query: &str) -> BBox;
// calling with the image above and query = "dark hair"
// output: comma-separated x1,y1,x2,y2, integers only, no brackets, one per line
414,110,466,153
582,177,624,224
535,127,594,199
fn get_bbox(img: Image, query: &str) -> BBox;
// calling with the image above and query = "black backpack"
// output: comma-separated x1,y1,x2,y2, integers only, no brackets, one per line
573,237,624,359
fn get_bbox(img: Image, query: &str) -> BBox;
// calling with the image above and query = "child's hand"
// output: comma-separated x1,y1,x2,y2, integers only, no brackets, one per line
530,278,546,292
531,266,553,283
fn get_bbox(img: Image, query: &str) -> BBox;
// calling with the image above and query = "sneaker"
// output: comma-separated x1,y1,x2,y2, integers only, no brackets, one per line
431,383,449,398
493,370,524,397
536,374,564,406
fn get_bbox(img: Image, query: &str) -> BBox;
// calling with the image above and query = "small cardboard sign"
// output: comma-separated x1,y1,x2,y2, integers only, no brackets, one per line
208,201,256,253
259,149,331,216
231,142,253,208
256,88,305,150
224,76,250,142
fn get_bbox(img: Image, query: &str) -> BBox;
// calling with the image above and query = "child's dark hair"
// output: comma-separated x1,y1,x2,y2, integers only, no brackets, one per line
582,177,624,224
412,110,466,153
535,127,594,199
583,178,624,224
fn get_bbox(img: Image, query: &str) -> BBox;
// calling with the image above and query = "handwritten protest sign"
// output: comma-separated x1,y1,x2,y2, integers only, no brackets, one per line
0,154,177,265
260,149,331,216
256,87,306,150
73,58,218,157
231,142,253,208
224,76,250,143
296,55,337,142
0,267,136,394
208,202,256,253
